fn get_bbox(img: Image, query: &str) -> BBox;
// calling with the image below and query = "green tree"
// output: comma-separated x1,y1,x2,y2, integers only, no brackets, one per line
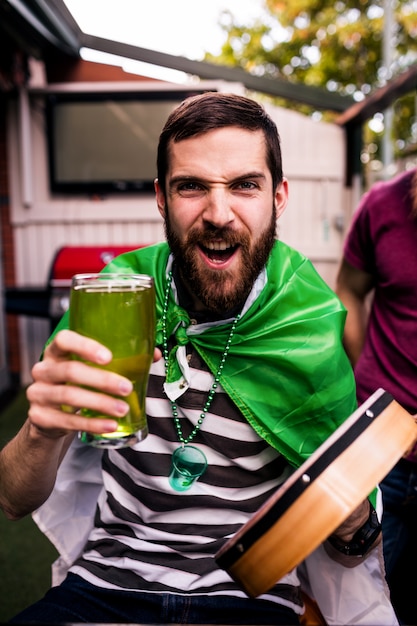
206,1,417,169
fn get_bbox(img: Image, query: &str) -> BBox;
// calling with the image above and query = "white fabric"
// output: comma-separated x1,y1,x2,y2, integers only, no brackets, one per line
299,543,398,625
32,437,103,586
163,345,191,400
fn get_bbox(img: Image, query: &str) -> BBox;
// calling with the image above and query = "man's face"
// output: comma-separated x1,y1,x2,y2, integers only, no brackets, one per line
155,127,288,313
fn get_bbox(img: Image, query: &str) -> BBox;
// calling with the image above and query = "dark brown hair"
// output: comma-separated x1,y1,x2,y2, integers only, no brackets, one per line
156,91,283,195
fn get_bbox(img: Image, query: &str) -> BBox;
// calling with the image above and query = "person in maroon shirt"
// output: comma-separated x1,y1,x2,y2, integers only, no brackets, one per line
336,167,417,625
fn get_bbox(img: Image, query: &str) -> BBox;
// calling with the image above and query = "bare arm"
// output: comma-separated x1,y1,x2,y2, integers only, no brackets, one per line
324,498,381,566
331,260,381,564
0,330,140,520
335,258,374,368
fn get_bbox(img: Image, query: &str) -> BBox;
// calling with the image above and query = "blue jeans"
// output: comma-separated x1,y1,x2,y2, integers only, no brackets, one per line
10,573,300,624
380,459,417,625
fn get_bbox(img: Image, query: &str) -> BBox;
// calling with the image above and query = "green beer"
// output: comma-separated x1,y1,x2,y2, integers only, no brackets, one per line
69,273,155,448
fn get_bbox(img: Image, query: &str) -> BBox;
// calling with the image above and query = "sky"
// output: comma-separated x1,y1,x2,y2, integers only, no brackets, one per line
63,0,268,82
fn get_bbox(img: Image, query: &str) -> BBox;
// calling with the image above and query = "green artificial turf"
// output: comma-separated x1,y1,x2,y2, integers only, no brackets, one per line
0,389,58,621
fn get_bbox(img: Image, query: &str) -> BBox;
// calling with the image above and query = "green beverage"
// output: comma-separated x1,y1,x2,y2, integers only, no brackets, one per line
69,273,155,449
169,445,208,492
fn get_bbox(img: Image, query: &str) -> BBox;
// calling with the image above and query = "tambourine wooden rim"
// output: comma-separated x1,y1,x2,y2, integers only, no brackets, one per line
215,388,417,598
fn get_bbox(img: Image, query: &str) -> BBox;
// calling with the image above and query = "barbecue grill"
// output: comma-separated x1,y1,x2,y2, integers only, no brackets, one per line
5,244,143,330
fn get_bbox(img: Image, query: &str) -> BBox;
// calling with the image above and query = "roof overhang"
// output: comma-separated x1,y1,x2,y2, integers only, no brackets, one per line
336,63,417,127
2,0,417,129
1,0,353,112
78,32,352,112
0,0,81,57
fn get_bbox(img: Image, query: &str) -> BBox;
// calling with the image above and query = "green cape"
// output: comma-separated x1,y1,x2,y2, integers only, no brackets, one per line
51,240,357,470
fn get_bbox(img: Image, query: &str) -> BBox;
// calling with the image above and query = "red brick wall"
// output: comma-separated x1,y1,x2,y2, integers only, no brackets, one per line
46,56,162,84
0,94,20,379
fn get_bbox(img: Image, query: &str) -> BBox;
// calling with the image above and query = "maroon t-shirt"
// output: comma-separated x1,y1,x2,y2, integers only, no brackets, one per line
343,169,417,414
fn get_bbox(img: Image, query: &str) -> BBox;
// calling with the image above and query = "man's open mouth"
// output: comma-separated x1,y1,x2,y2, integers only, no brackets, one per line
200,242,239,263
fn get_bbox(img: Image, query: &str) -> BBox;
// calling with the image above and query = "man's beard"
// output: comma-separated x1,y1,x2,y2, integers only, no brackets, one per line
164,206,277,314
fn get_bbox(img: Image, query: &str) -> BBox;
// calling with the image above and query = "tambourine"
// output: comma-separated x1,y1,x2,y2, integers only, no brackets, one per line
215,388,417,598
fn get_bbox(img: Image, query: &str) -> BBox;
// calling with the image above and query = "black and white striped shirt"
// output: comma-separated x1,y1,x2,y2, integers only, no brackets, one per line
70,346,303,614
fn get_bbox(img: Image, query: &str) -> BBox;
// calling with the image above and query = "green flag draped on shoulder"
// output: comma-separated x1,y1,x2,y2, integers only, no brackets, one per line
51,240,357,470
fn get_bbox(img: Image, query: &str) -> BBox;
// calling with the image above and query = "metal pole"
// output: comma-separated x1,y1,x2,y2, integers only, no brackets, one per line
382,0,395,177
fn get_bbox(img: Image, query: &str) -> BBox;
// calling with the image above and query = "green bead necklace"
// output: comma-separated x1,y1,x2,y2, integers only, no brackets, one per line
161,270,240,484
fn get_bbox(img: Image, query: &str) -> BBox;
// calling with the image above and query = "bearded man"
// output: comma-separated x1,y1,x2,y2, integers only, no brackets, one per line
0,92,395,625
